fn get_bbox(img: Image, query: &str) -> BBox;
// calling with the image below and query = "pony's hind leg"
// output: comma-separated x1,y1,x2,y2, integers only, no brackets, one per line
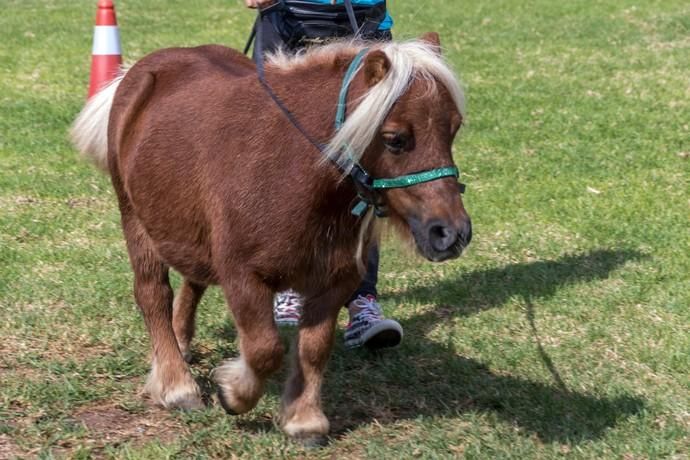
123,217,203,410
213,275,284,415
173,279,206,363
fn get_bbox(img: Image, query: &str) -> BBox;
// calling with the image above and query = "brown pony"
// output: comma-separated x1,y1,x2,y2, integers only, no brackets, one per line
71,32,471,444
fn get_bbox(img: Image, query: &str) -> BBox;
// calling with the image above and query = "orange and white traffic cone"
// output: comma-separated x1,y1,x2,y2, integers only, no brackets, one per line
87,0,123,98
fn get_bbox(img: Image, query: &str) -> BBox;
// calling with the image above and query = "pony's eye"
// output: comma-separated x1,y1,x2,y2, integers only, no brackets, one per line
383,132,409,154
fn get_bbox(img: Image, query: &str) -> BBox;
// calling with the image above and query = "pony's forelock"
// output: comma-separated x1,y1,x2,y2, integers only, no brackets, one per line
266,39,465,173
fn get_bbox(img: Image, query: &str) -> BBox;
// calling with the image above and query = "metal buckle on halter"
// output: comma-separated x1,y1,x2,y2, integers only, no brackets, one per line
349,164,388,217
351,193,388,218
349,164,374,216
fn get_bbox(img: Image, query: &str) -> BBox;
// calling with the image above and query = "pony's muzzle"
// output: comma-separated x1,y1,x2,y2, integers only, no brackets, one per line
424,217,472,260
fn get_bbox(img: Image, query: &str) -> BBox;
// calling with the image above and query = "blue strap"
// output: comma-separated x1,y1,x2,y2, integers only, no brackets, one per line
333,49,465,216
335,48,369,131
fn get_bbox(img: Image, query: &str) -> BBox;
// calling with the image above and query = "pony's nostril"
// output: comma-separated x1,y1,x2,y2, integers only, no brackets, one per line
429,225,458,252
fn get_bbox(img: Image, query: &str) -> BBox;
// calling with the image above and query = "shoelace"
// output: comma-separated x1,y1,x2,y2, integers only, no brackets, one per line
275,290,302,313
351,296,383,322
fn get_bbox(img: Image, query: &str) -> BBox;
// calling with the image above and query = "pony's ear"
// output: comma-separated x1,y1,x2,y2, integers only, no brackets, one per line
363,50,391,87
419,32,442,54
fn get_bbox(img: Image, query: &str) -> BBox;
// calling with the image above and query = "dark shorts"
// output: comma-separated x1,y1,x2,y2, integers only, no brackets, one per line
253,6,392,59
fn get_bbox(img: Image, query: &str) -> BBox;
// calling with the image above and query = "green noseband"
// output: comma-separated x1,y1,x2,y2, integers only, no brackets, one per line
372,166,459,189
336,48,464,217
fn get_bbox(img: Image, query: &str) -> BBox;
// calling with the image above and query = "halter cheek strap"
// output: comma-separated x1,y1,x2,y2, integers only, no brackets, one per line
336,49,465,217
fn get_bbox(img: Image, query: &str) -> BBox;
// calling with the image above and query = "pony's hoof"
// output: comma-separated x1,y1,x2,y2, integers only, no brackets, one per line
168,392,205,411
216,385,260,415
147,388,204,411
294,434,329,448
212,359,263,415
156,383,204,410
144,368,204,411
216,388,238,415
281,411,330,445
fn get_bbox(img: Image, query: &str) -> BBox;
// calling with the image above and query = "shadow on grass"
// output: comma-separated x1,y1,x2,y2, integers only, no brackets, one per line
326,349,644,443
386,248,645,318
205,249,645,443
321,248,646,443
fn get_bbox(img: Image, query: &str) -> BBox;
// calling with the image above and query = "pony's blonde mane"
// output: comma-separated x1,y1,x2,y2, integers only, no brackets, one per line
266,39,465,173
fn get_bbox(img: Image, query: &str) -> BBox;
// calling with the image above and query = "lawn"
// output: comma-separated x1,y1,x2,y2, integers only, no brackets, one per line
1,0,688,458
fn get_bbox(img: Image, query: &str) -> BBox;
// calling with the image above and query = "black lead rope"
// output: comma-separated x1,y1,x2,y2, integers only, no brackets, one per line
251,4,378,207
254,18,340,166
247,4,378,186
254,18,382,213
343,0,361,35
248,0,362,147
247,3,463,217
243,21,257,56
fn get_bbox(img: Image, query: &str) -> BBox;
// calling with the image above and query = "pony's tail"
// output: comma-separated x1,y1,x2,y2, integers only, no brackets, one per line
70,73,126,173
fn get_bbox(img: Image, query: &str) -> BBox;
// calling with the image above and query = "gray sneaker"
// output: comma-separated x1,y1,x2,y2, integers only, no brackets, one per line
343,295,403,350
273,289,303,326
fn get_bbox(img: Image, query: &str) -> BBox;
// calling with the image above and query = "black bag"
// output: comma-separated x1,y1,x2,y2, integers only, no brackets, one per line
248,0,389,54
278,0,388,44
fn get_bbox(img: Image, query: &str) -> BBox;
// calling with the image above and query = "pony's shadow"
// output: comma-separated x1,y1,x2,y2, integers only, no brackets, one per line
207,249,646,444
386,248,644,319
320,249,646,443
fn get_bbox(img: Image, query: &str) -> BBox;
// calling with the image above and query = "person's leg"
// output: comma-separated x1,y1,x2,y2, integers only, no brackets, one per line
252,7,287,61
344,243,403,350
275,245,379,326
347,244,379,302
272,12,402,348
267,7,311,327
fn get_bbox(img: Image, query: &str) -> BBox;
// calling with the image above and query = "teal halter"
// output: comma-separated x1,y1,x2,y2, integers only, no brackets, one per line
253,37,464,219
336,48,463,217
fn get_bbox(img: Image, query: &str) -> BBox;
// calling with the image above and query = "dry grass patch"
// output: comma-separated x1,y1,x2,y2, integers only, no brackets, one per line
1,326,115,369
71,402,185,449
5,403,185,459
0,434,24,460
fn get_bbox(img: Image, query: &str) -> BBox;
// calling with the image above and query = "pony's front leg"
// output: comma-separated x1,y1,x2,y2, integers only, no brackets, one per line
213,276,284,414
280,284,356,445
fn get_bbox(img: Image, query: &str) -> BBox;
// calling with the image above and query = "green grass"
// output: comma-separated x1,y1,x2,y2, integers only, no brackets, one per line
1,0,688,458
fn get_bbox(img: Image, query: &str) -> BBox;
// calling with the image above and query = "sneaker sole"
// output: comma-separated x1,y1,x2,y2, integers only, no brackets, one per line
364,328,402,350
275,319,299,327
345,319,403,350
